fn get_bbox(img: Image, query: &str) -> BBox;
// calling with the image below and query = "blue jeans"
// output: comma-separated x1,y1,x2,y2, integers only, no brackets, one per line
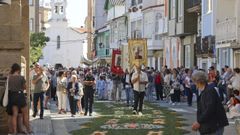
33,92,44,117
146,83,154,101
125,87,133,105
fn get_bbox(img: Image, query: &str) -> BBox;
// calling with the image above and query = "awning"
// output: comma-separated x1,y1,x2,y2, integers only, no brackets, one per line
81,56,99,66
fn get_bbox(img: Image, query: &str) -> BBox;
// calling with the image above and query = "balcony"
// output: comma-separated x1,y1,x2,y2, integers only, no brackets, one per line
216,18,239,45
196,36,215,57
97,48,111,58
187,0,201,13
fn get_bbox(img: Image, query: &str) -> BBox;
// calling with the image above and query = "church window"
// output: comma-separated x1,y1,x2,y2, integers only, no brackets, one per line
57,35,60,49
61,6,64,12
55,6,58,13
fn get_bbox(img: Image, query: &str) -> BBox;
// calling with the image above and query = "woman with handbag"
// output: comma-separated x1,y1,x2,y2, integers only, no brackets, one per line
7,63,32,134
67,75,79,117
56,71,67,114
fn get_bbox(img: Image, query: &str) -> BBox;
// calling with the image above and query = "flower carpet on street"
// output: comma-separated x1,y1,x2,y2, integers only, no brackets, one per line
71,101,189,135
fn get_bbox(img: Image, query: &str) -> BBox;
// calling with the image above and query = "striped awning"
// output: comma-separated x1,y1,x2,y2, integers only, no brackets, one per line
109,0,125,6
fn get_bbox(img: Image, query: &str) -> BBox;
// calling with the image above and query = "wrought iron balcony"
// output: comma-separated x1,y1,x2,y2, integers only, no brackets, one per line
196,36,215,56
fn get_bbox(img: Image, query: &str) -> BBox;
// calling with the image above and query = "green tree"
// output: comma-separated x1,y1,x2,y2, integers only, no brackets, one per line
30,32,49,65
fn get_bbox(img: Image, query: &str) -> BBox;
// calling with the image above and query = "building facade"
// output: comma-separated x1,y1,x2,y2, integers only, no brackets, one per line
197,0,216,71
216,0,240,69
93,0,110,66
39,0,86,67
142,0,165,70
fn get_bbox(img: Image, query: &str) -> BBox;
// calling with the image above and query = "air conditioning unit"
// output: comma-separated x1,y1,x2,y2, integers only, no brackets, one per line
0,0,11,5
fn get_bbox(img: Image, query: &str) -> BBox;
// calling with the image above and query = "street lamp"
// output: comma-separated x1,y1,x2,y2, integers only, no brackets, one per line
0,0,11,5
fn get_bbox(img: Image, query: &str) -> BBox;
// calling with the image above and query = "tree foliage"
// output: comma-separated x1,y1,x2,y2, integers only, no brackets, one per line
30,32,49,65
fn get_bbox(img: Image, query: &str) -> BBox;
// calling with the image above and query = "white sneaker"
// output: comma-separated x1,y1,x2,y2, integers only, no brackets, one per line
132,110,137,115
172,103,176,106
138,112,143,116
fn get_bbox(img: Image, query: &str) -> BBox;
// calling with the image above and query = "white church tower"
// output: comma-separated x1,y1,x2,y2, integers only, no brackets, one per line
51,0,67,21
39,0,87,68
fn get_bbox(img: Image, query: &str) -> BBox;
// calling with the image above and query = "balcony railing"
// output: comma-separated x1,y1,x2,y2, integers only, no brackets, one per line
97,48,111,57
187,0,201,9
216,18,237,43
196,36,215,56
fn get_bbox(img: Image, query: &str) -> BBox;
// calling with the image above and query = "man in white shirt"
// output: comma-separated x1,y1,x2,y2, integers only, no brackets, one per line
131,66,148,116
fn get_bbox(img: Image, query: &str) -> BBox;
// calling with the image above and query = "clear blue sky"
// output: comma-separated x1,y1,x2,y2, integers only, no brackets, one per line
66,0,87,27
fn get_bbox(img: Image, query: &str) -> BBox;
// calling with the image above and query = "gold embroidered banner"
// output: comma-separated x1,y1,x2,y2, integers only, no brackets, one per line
128,39,148,68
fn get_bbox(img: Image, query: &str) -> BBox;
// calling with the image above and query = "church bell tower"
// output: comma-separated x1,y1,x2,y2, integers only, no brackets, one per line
51,0,67,21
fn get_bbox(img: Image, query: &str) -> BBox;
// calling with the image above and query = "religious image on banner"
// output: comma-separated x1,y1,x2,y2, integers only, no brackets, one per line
111,49,124,75
128,39,148,68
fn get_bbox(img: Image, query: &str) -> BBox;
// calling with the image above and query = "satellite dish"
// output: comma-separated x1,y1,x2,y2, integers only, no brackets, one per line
0,0,11,5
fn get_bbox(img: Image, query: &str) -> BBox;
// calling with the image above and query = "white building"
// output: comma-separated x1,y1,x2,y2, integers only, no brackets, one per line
142,0,165,70
216,0,240,69
39,0,86,68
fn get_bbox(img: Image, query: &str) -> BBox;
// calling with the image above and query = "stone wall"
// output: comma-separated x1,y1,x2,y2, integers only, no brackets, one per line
0,0,29,133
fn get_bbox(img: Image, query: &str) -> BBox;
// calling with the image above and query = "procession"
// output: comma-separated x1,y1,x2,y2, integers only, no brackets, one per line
1,0,240,135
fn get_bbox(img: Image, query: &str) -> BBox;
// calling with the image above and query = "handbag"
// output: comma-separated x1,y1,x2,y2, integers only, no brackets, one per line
2,76,9,107
170,89,174,94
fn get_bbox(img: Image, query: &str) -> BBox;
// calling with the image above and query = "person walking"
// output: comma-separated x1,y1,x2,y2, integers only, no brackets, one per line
67,75,79,117
155,71,163,100
146,69,154,102
123,69,133,106
131,66,148,116
96,75,107,100
171,69,181,105
112,73,122,101
56,71,68,114
32,67,49,119
83,70,95,116
192,71,229,135
184,69,193,106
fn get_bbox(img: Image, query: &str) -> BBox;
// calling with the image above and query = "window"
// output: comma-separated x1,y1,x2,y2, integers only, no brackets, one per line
131,20,142,38
29,18,34,32
170,0,176,19
235,51,240,68
131,0,136,6
205,0,212,14
60,6,63,12
144,13,154,38
55,6,58,13
29,0,33,6
131,0,142,6
57,35,60,49
178,0,183,20
184,45,191,68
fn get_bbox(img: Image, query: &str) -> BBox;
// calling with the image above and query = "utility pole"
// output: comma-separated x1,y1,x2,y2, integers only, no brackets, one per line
87,0,93,60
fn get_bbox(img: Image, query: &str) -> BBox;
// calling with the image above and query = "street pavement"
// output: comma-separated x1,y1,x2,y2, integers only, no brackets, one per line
29,99,239,135
152,101,238,135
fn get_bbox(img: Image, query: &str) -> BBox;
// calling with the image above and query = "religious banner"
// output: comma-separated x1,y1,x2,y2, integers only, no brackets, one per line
111,49,124,75
128,39,148,68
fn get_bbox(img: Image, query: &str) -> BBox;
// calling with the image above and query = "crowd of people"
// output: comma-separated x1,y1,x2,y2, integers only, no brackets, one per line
5,61,240,134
